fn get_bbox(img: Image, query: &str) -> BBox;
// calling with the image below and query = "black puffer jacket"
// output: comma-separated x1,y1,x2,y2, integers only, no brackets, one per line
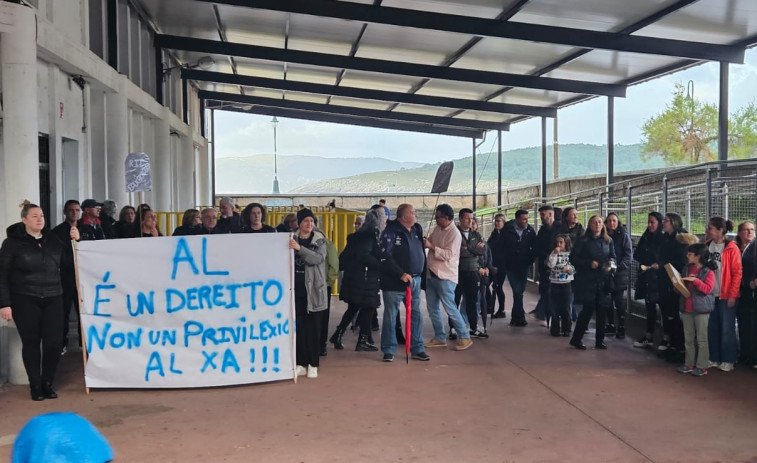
0,223,67,306
634,228,664,302
570,233,616,306
339,228,382,308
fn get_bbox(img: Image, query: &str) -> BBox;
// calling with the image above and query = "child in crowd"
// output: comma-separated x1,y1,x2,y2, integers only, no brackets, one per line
547,235,574,337
677,243,717,377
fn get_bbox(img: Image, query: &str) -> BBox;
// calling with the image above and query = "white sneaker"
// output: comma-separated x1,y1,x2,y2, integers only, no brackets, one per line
295,365,307,377
307,365,318,378
708,361,721,369
540,320,548,327
718,362,734,372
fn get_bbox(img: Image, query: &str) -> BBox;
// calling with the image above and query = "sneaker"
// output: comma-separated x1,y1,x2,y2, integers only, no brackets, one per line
657,339,670,351
540,320,548,327
307,365,318,378
454,338,473,351
509,320,528,327
382,353,394,362
295,365,307,377
633,337,653,348
677,365,695,374
491,311,507,319
411,352,430,361
424,339,447,348
470,329,489,339
718,362,734,372
448,329,458,341
708,361,721,369
692,367,708,377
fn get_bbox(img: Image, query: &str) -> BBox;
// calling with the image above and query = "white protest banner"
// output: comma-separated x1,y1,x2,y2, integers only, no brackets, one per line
76,233,295,388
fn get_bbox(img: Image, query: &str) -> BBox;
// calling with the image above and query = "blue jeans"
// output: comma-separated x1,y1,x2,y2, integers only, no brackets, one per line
507,267,529,323
708,298,738,364
426,274,470,341
381,276,424,355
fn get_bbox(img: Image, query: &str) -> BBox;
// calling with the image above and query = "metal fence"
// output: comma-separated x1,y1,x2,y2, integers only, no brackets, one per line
475,159,757,316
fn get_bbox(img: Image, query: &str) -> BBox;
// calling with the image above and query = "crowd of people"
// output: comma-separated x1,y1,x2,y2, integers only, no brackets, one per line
3,193,757,400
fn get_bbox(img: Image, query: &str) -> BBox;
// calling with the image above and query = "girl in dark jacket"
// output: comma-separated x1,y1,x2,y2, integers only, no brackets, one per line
569,215,616,350
633,212,665,348
0,202,79,400
604,213,633,338
330,208,386,351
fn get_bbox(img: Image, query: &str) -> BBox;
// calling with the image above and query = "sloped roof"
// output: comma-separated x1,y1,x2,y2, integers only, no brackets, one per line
140,0,757,137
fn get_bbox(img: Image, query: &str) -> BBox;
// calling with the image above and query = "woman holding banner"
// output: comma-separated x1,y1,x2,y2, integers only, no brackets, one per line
0,201,79,401
288,208,329,379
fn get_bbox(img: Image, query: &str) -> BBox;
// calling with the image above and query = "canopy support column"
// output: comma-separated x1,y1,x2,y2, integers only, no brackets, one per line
608,96,615,188
541,116,547,202
497,130,502,206
472,137,477,211
719,62,729,162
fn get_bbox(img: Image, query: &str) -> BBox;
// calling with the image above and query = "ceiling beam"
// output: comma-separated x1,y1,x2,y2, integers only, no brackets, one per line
195,0,745,63
199,90,509,131
183,69,557,117
206,100,484,138
156,34,626,97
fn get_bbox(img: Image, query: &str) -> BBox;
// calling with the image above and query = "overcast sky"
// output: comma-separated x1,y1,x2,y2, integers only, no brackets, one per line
214,48,757,165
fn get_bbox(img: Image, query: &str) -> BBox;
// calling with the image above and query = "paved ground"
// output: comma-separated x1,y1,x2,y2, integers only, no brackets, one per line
2,286,757,462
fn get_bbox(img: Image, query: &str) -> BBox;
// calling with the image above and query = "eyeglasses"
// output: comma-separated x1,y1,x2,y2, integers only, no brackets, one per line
742,228,755,232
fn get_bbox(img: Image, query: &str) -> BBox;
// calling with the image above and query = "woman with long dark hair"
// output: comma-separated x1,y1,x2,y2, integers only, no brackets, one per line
705,217,742,372
240,203,276,233
114,205,136,238
658,213,698,362
633,212,665,348
329,207,386,351
0,202,79,400
569,215,616,350
604,212,633,339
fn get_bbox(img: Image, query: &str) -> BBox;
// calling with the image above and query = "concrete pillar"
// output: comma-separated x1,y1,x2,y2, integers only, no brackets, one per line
153,116,172,211
106,76,129,207
90,89,108,200
0,3,38,385
178,135,196,209
197,141,211,207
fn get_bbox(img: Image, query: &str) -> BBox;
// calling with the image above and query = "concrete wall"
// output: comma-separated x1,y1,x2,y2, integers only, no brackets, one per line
0,1,210,384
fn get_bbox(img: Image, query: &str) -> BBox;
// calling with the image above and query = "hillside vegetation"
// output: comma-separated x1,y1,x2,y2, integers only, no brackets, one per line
286,143,666,194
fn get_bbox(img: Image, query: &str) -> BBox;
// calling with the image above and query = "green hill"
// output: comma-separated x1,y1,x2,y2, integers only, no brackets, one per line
291,143,667,193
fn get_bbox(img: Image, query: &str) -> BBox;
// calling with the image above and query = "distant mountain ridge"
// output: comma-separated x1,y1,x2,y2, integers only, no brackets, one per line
216,154,424,194
284,143,666,194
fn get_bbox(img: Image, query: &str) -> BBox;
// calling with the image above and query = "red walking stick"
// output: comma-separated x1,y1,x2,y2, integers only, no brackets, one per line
405,284,412,364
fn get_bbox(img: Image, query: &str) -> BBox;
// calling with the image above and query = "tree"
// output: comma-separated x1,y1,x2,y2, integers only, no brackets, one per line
641,82,757,165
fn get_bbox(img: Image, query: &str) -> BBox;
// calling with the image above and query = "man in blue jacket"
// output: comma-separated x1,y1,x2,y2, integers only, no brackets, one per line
379,204,428,362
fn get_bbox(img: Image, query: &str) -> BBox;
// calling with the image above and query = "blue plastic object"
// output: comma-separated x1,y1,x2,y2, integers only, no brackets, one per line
12,412,114,463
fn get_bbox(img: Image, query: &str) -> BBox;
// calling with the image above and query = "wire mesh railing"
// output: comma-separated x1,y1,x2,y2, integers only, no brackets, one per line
475,159,757,317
